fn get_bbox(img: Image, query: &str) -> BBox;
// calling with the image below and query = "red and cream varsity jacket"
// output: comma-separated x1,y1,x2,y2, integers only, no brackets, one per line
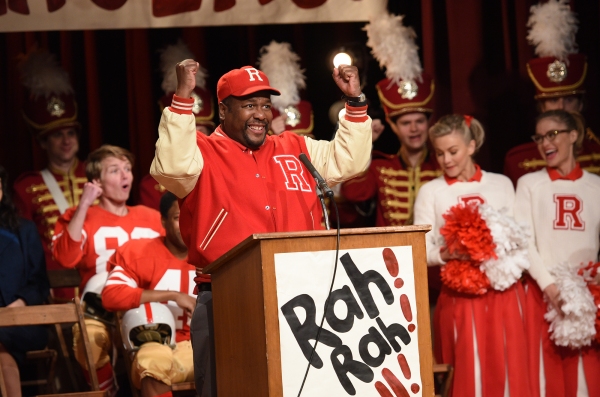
150,95,371,269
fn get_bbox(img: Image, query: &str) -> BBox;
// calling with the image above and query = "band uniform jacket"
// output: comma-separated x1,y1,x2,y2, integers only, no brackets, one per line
13,160,87,274
341,148,442,226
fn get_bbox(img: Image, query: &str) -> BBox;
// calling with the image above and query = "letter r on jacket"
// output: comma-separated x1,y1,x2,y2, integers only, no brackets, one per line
553,194,585,230
273,155,312,192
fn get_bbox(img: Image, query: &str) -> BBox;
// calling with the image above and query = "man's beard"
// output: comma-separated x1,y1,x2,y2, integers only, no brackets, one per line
242,121,269,149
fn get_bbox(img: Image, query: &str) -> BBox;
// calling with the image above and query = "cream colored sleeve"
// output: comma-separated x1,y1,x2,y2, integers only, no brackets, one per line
304,109,371,186
514,178,554,290
150,108,204,198
413,182,445,266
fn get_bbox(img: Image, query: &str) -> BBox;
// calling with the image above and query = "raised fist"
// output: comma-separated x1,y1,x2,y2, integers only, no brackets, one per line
371,119,385,142
174,59,199,99
80,181,103,208
332,65,361,98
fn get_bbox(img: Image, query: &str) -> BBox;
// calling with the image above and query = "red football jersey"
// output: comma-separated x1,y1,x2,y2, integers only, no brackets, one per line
103,237,196,342
52,205,164,292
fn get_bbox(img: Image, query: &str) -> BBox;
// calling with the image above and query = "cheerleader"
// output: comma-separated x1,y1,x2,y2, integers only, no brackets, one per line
414,114,530,397
514,110,600,397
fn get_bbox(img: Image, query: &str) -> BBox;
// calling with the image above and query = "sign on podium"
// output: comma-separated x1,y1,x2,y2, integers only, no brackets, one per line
204,226,433,397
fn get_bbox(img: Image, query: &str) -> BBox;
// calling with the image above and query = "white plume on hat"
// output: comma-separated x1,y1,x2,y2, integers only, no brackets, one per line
364,11,422,86
159,40,208,94
19,50,73,100
527,0,578,60
257,41,306,111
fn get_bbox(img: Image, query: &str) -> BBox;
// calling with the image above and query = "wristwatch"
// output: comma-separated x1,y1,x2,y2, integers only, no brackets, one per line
344,92,367,105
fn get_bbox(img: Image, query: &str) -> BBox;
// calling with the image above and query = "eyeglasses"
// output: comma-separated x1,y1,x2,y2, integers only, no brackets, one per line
531,129,571,145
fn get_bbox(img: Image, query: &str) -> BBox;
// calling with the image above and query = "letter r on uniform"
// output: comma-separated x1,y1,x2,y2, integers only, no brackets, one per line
553,194,585,231
458,194,485,206
245,68,263,81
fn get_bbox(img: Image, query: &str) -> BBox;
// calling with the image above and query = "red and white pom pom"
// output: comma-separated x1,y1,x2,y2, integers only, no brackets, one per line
546,262,597,348
579,262,600,345
439,203,529,294
478,204,530,291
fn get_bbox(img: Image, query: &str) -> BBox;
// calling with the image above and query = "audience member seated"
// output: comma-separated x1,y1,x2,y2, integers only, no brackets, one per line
52,145,164,396
0,165,50,397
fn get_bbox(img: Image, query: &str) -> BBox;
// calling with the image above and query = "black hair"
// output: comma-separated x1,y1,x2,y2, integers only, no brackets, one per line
159,191,178,219
0,165,21,232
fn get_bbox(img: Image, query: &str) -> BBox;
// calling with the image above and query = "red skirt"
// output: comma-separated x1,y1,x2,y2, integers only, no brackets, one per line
434,283,530,397
524,276,600,397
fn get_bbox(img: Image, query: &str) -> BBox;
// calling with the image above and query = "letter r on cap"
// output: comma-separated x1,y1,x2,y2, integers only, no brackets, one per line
245,68,263,82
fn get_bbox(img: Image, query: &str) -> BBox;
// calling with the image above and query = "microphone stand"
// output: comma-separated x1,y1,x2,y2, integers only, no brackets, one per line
315,185,331,231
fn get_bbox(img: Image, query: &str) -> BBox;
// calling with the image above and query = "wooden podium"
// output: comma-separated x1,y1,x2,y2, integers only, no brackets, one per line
203,226,433,397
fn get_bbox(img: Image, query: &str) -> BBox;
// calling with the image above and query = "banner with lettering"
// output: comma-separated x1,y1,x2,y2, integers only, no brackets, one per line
0,0,387,32
275,246,423,397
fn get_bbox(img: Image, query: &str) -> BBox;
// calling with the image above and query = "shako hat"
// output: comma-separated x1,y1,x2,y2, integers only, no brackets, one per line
158,40,216,129
526,0,586,99
365,12,435,119
257,41,314,137
19,49,80,139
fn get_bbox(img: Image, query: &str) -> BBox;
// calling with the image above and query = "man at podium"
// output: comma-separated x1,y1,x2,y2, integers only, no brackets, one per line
151,60,372,396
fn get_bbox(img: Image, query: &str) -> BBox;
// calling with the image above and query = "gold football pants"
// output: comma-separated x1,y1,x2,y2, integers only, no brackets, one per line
72,318,112,370
131,340,194,388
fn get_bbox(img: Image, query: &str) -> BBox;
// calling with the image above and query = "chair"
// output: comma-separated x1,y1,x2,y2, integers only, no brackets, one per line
0,297,106,397
24,269,83,394
433,362,454,397
20,348,58,393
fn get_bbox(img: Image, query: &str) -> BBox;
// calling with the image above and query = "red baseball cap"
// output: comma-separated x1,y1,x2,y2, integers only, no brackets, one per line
217,66,281,102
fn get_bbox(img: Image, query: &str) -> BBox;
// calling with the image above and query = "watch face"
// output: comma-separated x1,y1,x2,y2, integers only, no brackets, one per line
348,93,366,102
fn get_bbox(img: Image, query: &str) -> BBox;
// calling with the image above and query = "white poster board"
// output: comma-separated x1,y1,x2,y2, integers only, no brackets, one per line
0,0,387,32
275,246,423,397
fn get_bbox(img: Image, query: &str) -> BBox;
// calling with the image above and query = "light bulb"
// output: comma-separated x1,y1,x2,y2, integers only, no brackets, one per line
333,52,352,68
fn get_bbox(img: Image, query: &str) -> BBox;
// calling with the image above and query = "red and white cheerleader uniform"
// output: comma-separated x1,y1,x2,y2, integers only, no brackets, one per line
515,164,600,397
414,166,530,397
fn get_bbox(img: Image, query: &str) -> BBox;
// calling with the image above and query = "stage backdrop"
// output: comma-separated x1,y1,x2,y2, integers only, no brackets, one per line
0,0,387,32
1,1,598,202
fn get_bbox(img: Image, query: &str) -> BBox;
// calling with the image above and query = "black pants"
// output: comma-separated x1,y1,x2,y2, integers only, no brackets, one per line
191,289,217,397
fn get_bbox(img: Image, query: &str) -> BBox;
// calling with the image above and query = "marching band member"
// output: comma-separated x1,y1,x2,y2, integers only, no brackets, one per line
13,50,88,300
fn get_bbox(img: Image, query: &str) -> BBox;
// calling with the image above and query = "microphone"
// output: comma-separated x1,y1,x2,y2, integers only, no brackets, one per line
298,153,334,198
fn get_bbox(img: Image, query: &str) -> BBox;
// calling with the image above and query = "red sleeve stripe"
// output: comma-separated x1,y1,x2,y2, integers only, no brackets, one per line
169,94,194,115
344,104,368,122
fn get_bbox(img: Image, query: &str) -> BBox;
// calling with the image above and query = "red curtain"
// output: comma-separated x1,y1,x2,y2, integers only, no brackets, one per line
1,1,598,195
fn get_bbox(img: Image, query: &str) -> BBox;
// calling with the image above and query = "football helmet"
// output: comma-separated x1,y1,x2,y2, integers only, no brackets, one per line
121,302,176,351
81,272,113,324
